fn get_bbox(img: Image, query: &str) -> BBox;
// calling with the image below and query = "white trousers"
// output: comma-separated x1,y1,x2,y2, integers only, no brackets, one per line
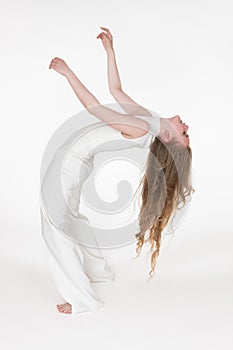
40,151,116,314
41,208,116,314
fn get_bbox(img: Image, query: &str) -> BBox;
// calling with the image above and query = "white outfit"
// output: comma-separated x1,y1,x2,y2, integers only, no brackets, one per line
40,114,161,314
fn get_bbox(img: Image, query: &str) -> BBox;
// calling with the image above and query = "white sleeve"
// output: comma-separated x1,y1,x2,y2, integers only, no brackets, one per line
134,115,160,137
134,115,161,148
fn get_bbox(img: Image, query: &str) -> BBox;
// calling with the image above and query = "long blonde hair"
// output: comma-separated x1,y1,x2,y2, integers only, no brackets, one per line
134,137,194,279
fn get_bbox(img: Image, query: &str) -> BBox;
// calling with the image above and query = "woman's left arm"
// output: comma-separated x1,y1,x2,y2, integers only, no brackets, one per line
49,57,150,137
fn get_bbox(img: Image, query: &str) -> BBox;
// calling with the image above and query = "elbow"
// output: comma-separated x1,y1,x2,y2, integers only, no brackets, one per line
109,87,122,96
86,103,103,118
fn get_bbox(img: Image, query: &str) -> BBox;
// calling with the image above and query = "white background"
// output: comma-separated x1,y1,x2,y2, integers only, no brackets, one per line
1,0,233,349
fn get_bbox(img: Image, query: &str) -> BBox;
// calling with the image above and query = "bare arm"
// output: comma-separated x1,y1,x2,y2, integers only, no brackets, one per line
97,27,152,117
49,57,150,137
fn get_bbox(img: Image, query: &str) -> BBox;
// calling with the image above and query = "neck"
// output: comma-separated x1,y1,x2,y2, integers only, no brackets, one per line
158,117,171,139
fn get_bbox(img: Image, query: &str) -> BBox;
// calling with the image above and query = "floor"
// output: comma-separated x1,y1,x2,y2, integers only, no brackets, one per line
1,222,232,350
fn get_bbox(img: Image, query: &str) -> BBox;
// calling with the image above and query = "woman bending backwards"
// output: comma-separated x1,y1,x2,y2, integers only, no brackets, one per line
49,27,194,314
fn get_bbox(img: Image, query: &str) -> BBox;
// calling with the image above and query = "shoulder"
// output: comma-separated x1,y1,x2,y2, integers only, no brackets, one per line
134,115,160,137
132,115,151,137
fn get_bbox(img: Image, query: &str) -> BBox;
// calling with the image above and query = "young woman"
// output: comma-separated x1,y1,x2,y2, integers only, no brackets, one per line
44,27,194,314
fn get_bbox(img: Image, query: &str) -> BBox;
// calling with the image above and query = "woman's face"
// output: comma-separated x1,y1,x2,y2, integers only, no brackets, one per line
168,115,189,146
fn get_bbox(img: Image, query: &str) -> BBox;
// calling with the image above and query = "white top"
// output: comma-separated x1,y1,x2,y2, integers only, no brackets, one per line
63,115,161,166
119,115,161,148
40,114,161,246
57,114,161,246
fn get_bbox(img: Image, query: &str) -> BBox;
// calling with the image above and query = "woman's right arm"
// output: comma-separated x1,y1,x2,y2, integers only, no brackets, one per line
97,27,153,117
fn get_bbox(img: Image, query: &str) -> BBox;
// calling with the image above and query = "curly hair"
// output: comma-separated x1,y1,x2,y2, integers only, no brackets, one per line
134,136,194,280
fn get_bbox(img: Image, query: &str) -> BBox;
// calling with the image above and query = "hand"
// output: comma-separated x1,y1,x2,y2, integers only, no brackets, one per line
49,57,71,76
96,26,113,52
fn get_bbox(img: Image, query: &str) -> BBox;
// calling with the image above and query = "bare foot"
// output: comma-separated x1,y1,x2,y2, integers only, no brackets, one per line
56,302,72,314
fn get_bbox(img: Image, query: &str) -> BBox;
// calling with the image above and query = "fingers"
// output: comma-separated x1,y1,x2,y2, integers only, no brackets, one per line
100,26,110,34
97,26,112,39
51,57,60,62
49,61,55,69
96,32,107,40
49,57,61,69
49,58,56,69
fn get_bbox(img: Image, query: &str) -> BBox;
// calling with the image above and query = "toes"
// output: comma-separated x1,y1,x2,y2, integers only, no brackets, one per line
64,309,71,314
56,304,65,312
64,305,72,314
56,303,72,314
